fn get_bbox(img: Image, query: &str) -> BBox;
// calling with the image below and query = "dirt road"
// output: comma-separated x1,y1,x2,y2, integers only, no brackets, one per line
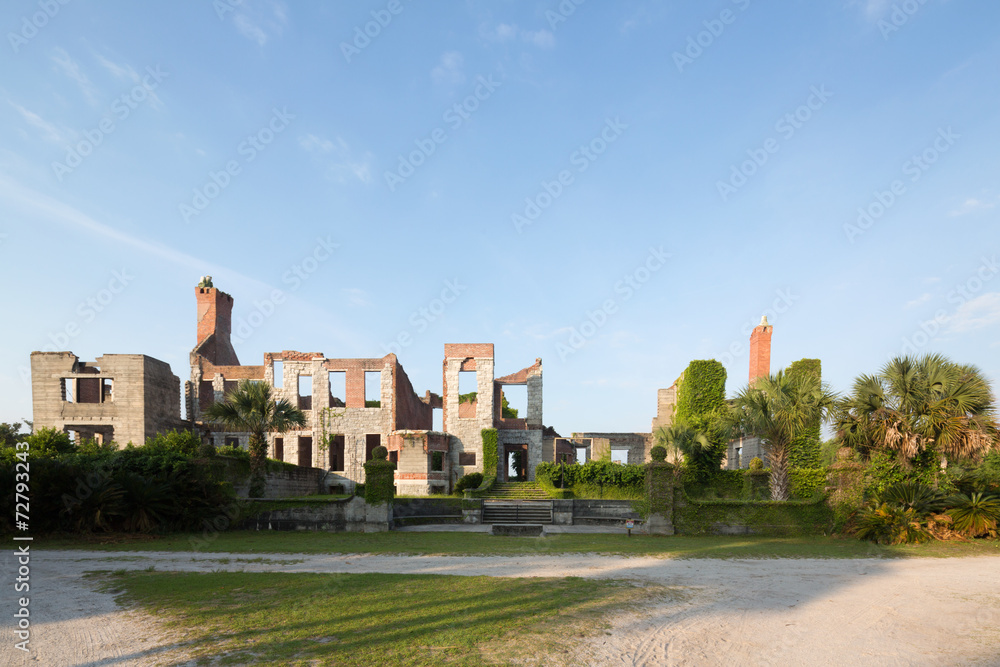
2,550,998,666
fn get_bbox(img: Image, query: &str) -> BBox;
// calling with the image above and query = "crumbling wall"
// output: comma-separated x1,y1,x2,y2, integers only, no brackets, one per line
573,432,652,465
31,352,184,447
443,344,495,484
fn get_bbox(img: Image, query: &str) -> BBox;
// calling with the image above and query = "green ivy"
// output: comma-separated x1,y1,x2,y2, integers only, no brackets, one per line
675,360,727,429
786,359,823,469
674,496,832,536
646,462,675,515
789,467,828,499
363,447,395,505
481,429,498,479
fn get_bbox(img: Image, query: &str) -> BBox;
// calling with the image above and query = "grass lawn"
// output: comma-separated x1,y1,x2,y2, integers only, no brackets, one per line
96,570,669,666
39,530,1000,558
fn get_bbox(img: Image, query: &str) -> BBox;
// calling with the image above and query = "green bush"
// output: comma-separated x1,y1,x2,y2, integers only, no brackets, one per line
143,429,203,456
481,429,498,480
854,503,931,545
789,468,828,499
363,447,395,506
454,472,483,493
947,492,1000,537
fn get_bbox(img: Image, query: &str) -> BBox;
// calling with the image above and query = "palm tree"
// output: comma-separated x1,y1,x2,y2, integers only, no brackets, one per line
727,371,837,500
202,379,306,497
835,354,998,465
655,424,718,479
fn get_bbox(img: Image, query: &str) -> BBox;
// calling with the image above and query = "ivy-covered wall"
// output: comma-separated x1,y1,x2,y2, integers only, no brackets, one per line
786,358,822,469
481,428,498,479
674,359,727,430
674,493,832,536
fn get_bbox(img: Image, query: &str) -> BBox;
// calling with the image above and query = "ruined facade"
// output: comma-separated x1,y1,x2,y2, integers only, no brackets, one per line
30,351,186,446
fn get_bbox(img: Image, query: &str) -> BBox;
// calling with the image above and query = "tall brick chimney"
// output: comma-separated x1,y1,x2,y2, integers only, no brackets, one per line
749,315,772,385
194,276,240,366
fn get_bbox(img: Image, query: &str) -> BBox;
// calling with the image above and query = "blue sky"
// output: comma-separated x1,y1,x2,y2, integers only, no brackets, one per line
2,0,998,436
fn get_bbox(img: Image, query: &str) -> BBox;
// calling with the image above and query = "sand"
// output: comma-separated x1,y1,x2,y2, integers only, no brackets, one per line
2,549,998,666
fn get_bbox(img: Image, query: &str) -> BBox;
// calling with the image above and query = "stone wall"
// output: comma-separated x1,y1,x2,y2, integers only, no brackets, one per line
240,496,391,532
230,465,327,498
31,351,185,447
443,345,495,485
573,432,652,465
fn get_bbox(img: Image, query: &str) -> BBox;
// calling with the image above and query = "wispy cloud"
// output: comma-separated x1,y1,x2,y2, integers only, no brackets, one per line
947,292,1000,333
230,0,288,46
905,292,933,309
341,288,369,307
489,23,555,49
949,197,997,217
7,101,65,142
298,133,372,184
94,53,164,111
51,48,99,106
0,175,269,290
431,51,465,85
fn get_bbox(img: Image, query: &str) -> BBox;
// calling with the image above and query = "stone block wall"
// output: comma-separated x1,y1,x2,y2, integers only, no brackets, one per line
31,351,185,447
573,432,652,465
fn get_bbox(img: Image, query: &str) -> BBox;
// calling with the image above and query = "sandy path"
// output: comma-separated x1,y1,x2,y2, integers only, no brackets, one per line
2,550,999,666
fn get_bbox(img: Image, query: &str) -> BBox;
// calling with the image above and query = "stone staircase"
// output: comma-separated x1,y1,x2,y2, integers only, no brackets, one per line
482,482,552,500
482,500,553,524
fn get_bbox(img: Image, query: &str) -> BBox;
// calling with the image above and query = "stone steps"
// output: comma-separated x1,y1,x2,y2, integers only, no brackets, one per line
484,482,551,500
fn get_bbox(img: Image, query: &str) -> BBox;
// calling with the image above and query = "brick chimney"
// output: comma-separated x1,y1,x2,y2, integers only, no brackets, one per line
749,315,772,385
195,276,240,366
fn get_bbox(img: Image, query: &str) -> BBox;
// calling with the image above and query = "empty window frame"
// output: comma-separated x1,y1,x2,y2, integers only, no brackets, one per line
225,436,239,449
610,449,629,465
328,371,346,408
298,436,313,468
365,434,381,460
500,385,526,418
101,378,113,402
458,370,477,397
575,447,588,464
298,374,312,411
62,378,75,403
431,451,444,472
364,371,381,407
272,360,284,388
274,437,284,461
432,407,443,431
328,434,345,471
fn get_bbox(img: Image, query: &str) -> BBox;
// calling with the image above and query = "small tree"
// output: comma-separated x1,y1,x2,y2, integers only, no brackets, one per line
203,380,306,498
727,371,837,500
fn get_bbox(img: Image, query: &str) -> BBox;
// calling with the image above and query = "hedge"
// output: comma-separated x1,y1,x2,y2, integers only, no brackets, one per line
674,495,833,536
363,446,395,505
789,467,828,499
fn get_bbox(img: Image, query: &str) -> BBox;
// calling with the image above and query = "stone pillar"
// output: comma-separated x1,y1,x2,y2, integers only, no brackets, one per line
646,458,675,535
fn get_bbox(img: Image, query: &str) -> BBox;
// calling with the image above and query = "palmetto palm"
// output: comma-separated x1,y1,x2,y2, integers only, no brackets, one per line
835,354,998,464
202,379,306,497
655,423,717,477
727,371,837,500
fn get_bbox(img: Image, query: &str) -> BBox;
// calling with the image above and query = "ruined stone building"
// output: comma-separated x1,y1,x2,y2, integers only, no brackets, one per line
30,352,187,446
29,277,789,492
31,279,556,494
648,315,774,470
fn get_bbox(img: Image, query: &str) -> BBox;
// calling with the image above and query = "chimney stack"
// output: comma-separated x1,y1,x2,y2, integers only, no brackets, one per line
749,315,772,385
195,277,240,366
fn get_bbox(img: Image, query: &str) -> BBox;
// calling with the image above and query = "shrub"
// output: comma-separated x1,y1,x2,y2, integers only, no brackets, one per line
947,493,1000,537
454,472,483,493
143,429,203,456
749,457,763,471
650,445,667,462
879,481,948,516
789,468,828,499
854,503,931,545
